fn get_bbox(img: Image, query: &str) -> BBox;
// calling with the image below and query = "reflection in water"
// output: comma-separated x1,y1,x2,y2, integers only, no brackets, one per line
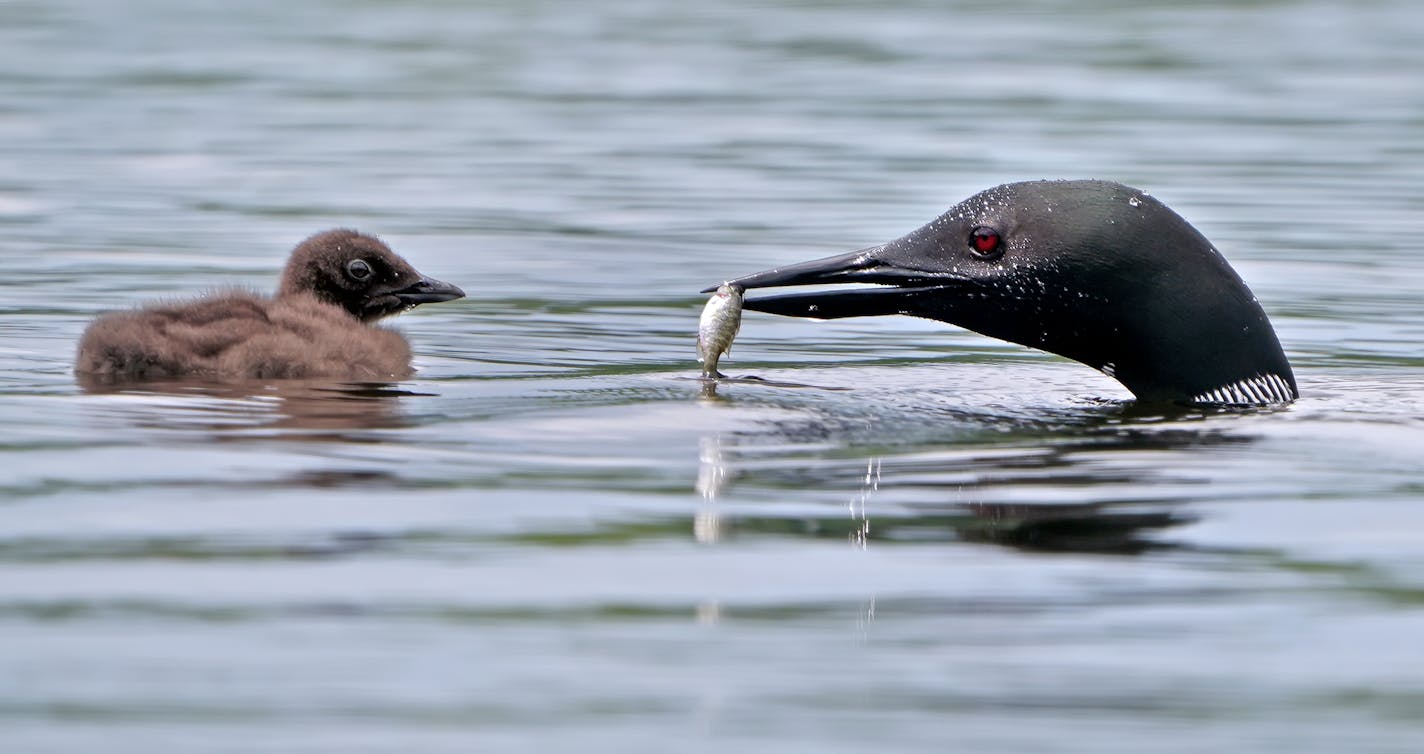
959,501,1191,555
697,378,722,402
696,434,734,502
690,400,1251,555
73,379,433,493
695,434,732,544
855,596,877,644
78,378,424,439
695,600,722,626
259,384,418,435
848,457,880,550
695,429,732,625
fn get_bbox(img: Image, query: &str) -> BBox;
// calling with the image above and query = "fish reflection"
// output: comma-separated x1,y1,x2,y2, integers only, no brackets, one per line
695,434,735,501
694,434,734,544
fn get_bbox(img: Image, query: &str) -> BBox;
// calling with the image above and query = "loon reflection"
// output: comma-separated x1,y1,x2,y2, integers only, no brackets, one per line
689,402,1248,555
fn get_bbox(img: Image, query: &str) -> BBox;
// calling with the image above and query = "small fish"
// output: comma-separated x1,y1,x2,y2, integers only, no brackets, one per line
698,283,744,378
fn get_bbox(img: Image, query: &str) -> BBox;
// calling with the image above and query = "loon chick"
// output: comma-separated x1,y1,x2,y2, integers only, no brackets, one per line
76,229,465,383
708,180,1296,405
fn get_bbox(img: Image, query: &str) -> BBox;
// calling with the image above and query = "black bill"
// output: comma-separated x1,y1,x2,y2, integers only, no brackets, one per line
391,276,466,306
703,245,966,319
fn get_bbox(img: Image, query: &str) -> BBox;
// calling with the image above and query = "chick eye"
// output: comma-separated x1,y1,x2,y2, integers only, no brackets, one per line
969,226,1003,260
346,258,373,281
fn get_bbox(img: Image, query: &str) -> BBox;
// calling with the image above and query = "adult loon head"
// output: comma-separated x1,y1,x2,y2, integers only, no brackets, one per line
711,180,1297,405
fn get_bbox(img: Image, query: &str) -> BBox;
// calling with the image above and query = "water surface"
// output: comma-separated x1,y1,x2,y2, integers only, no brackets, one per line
3,1,1424,752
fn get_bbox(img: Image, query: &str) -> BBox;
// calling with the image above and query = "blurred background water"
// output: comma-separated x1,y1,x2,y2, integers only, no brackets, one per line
3,0,1424,751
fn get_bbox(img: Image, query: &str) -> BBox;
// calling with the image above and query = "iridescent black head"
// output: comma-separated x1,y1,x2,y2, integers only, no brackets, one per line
712,180,1296,405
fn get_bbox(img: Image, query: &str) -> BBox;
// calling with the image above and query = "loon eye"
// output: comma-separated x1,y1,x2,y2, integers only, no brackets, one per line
346,258,373,281
969,227,1003,260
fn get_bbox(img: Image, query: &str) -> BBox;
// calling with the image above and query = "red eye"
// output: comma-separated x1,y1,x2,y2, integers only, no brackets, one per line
970,226,1002,259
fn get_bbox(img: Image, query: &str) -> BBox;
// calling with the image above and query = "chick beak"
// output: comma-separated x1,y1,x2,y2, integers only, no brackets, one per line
391,276,466,306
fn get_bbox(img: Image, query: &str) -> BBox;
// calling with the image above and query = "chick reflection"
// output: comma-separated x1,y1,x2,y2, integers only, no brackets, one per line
79,378,419,439
261,383,416,435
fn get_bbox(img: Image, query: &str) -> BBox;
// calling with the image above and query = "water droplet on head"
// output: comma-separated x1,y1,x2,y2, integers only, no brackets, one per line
1127,197,1141,208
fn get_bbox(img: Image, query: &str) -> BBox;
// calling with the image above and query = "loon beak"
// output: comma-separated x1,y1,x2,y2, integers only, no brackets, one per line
704,243,965,319
391,276,466,306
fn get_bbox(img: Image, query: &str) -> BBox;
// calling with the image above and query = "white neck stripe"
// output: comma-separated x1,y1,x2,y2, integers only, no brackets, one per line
1190,373,1295,405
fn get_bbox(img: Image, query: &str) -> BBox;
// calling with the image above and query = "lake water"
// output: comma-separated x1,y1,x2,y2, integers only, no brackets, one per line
3,0,1423,751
